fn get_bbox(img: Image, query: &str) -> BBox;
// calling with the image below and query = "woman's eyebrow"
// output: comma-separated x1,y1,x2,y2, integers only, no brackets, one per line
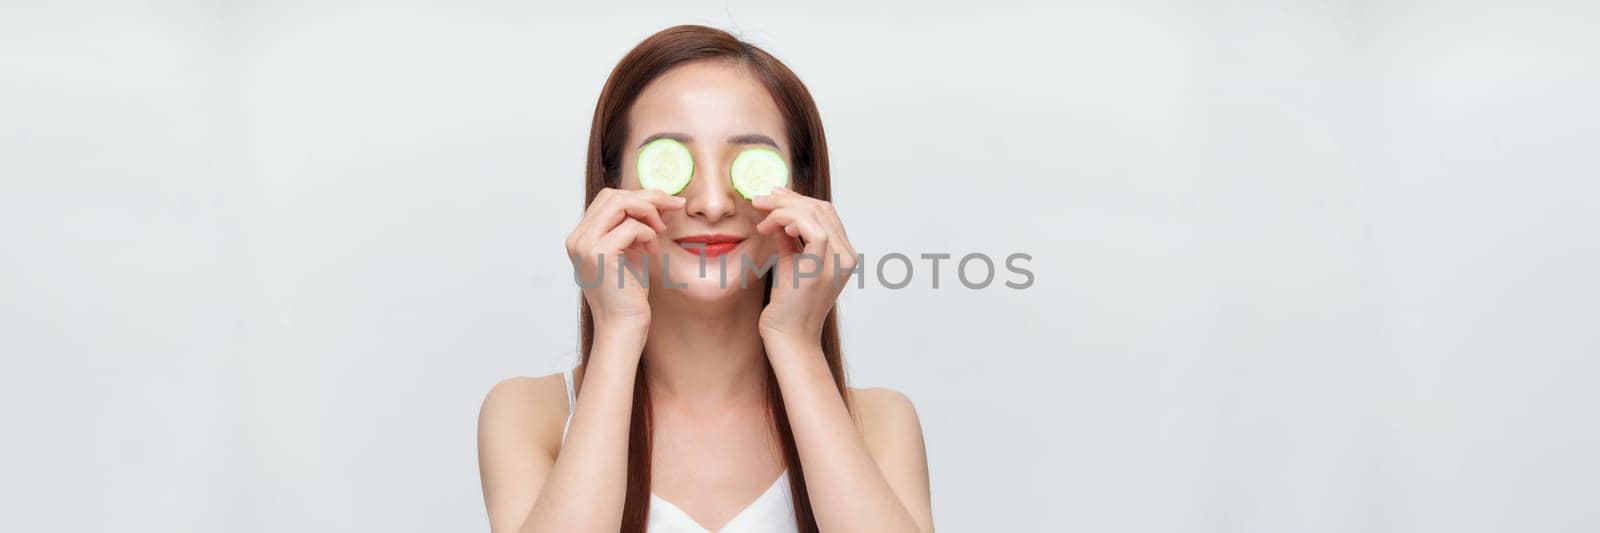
727,134,779,148
637,132,778,148
638,132,691,148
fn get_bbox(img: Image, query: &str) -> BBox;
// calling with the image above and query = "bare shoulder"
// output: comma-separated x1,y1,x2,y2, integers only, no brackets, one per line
847,387,924,449
848,386,934,531
477,371,573,458
849,386,920,423
477,371,578,531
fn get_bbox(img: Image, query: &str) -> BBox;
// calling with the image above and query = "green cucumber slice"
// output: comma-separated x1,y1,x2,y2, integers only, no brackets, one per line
636,138,694,194
729,148,789,199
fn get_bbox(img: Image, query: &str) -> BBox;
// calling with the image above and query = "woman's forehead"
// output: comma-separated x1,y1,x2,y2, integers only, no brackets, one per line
627,60,788,149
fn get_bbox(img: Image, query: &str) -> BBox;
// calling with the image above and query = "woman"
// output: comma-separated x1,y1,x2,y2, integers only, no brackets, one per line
478,25,933,533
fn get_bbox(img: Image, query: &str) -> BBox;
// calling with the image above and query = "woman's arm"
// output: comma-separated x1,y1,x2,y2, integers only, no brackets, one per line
479,188,679,531
477,374,564,531
477,331,646,532
751,187,934,532
767,341,935,533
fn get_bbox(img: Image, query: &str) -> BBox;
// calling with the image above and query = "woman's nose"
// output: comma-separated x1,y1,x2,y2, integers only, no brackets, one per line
682,150,738,222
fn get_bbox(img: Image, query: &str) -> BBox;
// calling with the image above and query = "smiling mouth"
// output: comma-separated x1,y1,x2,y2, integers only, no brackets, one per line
675,234,745,259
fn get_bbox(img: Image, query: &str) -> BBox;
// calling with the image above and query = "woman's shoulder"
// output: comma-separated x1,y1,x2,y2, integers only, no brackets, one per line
477,371,574,456
847,387,924,450
848,386,915,410
483,372,571,410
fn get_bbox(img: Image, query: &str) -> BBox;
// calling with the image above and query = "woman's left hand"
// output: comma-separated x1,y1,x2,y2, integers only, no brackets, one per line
751,187,858,349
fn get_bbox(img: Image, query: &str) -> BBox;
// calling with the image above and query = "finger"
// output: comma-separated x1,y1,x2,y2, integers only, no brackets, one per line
755,207,803,255
759,207,829,255
628,188,688,230
787,203,850,273
792,220,829,257
571,188,616,246
614,197,671,233
749,186,812,212
800,199,853,260
774,232,802,255
771,193,857,279
636,188,688,211
595,218,659,257
756,189,849,253
593,219,659,290
755,206,809,235
580,187,683,230
584,193,683,241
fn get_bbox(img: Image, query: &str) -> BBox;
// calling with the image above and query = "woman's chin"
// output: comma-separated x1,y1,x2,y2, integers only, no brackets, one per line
654,267,763,302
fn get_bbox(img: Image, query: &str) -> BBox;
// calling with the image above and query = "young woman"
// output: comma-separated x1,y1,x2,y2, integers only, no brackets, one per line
477,26,933,533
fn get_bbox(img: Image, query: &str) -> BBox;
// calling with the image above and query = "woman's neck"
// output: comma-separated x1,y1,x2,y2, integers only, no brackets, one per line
641,288,769,409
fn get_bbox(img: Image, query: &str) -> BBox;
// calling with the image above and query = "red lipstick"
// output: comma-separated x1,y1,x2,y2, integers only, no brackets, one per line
675,234,745,259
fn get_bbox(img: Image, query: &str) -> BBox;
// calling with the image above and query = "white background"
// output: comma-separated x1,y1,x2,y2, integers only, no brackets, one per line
3,1,1597,531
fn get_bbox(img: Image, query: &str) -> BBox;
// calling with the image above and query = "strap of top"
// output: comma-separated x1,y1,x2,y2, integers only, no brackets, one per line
562,366,577,413
560,365,576,443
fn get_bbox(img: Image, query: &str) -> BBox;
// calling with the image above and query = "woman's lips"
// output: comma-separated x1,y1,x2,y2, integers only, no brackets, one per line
675,234,745,259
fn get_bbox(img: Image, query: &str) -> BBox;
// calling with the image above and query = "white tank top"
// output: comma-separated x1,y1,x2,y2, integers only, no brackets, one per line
561,364,798,533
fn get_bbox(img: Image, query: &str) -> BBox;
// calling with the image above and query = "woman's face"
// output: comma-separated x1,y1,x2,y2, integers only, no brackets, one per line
620,59,791,302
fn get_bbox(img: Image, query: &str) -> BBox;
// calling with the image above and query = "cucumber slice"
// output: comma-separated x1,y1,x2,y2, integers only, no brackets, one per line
729,148,789,199
636,138,694,194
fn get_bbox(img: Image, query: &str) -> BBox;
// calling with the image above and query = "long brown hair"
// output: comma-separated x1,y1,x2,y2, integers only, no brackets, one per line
578,25,848,533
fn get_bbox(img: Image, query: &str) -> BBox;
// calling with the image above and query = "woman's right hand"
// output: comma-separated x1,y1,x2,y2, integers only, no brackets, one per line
566,187,685,337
